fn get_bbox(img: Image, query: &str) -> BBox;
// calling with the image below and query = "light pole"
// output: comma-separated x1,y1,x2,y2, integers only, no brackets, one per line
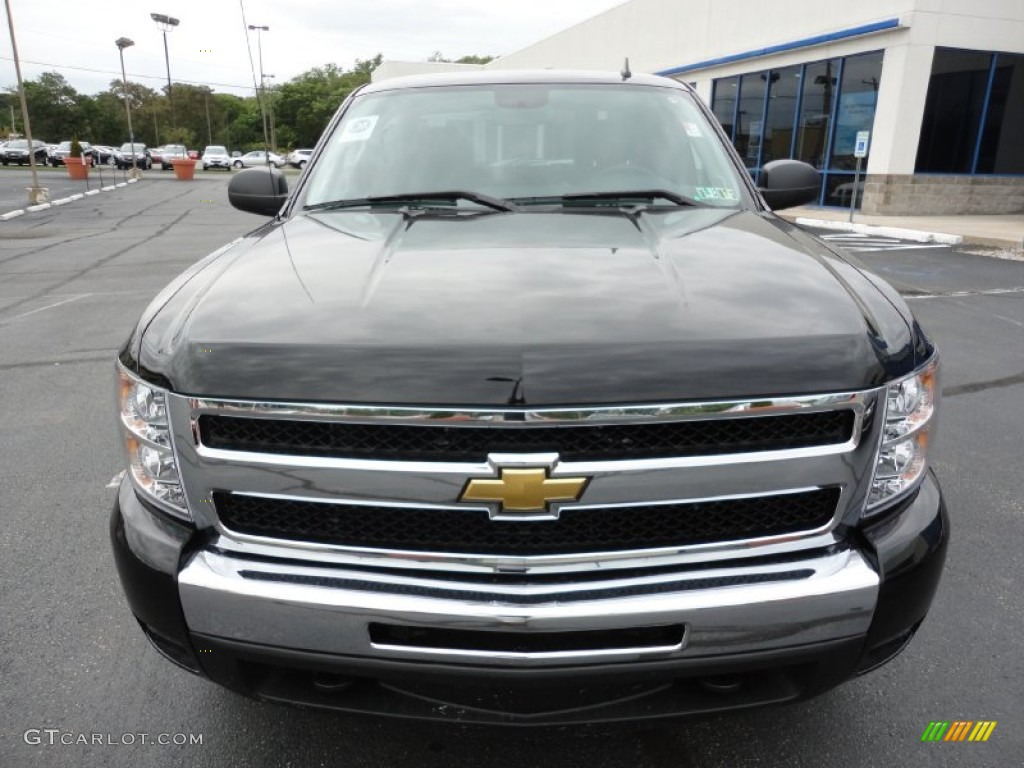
4,0,47,204
262,74,276,153
247,24,272,165
150,13,179,131
115,37,142,179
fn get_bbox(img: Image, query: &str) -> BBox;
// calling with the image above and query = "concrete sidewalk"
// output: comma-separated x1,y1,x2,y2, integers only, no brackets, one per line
777,206,1024,249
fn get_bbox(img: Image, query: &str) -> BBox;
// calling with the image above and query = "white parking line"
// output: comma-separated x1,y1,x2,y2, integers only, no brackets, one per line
106,470,126,488
3,293,91,321
819,233,952,252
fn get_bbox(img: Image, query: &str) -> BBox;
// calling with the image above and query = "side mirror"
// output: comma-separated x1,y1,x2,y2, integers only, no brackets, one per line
228,167,289,216
758,159,821,210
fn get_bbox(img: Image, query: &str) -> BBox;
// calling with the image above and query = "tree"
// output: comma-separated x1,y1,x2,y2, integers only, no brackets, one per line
14,72,86,140
272,57,381,149
426,53,495,65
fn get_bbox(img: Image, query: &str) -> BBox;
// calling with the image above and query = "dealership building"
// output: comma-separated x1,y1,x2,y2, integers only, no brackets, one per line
374,0,1024,214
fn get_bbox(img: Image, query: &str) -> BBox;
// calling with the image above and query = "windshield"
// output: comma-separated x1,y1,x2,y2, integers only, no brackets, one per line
120,143,145,152
205,146,227,154
303,84,748,209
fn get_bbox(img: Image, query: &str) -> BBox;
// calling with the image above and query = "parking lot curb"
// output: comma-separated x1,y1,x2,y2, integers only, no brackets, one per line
793,217,964,245
1,177,147,221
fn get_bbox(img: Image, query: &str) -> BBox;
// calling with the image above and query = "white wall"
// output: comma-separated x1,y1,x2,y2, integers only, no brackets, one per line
489,0,1024,74
488,0,919,74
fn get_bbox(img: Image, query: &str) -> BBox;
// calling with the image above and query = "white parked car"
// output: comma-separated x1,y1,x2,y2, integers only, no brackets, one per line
201,145,232,171
233,150,285,169
286,148,314,169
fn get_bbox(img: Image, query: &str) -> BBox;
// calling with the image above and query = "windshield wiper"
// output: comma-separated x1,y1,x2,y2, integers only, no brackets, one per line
305,191,518,213
558,189,704,208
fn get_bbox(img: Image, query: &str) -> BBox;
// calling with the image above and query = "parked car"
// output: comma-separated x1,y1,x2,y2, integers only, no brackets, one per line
111,70,948,725
160,144,188,170
188,149,200,160
49,140,98,166
201,145,232,171
93,145,118,166
2,139,48,165
149,145,166,166
286,148,314,169
115,142,152,170
233,149,284,168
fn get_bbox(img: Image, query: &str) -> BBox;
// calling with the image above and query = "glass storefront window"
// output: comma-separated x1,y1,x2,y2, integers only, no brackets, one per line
915,50,992,173
734,73,766,169
795,59,839,169
976,54,1024,174
711,76,739,139
823,173,863,208
708,49,886,206
761,66,801,164
829,52,883,171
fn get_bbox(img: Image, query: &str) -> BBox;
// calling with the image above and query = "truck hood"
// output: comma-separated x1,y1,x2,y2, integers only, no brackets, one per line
133,207,916,405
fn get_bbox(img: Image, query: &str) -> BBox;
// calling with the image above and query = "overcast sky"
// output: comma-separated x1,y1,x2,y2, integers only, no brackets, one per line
0,0,625,97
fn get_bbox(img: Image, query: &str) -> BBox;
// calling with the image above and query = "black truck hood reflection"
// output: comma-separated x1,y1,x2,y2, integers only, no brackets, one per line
135,208,916,405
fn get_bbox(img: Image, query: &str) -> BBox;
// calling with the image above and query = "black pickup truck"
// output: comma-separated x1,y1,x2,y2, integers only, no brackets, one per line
111,70,947,725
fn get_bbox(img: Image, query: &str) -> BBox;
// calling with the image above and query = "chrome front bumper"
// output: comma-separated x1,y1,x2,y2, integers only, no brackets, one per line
179,546,879,667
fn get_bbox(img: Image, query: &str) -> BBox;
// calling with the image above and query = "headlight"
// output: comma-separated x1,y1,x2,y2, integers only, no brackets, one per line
117,364,189,519
867,356,939,512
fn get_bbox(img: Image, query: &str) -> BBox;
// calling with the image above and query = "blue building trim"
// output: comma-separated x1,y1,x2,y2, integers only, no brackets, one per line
655,18,902,77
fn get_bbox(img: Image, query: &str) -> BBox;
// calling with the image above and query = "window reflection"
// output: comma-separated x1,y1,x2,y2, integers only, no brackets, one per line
712,76,739,139
795,60,839,169
762,66,800,164
735,73,766,168
829,52,883,171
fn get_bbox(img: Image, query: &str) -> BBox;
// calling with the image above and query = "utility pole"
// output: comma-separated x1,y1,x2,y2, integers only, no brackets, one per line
150,13,180,131
116,37,141,179
263,74,277,153
247,24,272,165
4,0,47,204
204,94,212,146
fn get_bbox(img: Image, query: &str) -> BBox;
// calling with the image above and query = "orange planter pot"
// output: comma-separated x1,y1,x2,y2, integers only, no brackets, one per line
65,157,91,180
171,158,198,180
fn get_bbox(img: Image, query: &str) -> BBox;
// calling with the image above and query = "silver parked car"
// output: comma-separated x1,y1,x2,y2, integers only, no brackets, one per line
232,150,285,169
201,145,232,171
286,148,314,169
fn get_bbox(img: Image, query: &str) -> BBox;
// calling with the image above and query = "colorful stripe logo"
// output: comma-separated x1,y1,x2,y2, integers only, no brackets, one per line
921,721,997,742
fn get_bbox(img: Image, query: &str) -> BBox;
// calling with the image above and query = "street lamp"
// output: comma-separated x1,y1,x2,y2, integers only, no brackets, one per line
247,24,272,164
115,37,141,179
150,12,179,130
4,0,47,204
262,73,277,153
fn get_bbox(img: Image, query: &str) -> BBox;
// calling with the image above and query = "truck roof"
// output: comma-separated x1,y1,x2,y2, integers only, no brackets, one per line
362,69,690,95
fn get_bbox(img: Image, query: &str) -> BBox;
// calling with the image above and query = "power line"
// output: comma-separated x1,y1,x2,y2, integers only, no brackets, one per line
0,54,255,92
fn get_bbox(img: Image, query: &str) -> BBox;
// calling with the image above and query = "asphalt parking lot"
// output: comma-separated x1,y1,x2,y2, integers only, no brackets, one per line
1,174,1021,767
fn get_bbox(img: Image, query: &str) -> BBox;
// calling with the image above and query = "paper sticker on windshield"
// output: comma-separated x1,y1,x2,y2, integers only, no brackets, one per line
694,187,739,202
340,115,379,143
683,122,702,137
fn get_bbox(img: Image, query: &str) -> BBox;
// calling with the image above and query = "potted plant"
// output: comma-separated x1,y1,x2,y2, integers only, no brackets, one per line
65,136,91,180
170,152,198,180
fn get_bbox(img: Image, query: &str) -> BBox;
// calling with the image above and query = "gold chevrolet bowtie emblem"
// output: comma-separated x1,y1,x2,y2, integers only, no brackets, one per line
460,468,589,515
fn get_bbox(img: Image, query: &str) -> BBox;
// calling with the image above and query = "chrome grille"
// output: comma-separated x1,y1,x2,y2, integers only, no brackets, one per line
169,391,879,576
215,488,840,556
198,410,855,462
